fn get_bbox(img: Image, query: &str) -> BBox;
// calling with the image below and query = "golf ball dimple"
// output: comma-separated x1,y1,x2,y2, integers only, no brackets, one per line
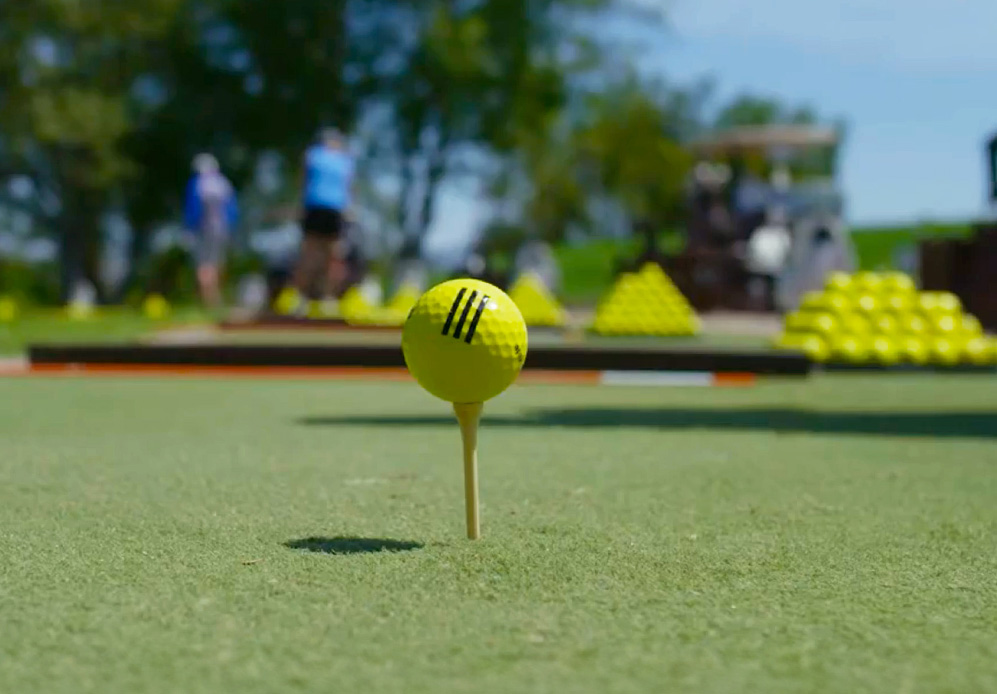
402,279,528,404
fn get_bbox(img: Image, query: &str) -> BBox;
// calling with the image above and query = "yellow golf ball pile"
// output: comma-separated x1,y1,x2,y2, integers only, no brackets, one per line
386,283,421,315
775,271,996,366
341,282,427,327
274,283,421,327
273,287,303,316
142,294,171,321
65,301,96,321
0,295,18,323
591,263,700,336
508,272,567,327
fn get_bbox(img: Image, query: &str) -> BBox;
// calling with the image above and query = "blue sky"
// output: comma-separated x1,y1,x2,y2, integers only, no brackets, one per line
659,0,997,224
426,0,997,259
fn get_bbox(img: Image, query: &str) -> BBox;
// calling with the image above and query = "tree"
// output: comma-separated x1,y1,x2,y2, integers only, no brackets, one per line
714,95,817,130
122,0,370,286
0,0,403,299
0,0,185,300
374,0,611,259
713,94,846,180
481,72,696,252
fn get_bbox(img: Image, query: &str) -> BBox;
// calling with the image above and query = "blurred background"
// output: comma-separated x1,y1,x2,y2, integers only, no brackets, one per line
1,0,995,346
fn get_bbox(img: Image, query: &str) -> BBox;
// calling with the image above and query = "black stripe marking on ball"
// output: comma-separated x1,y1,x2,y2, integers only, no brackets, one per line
441,287,467,336
452,290,478,339
464,295,490,344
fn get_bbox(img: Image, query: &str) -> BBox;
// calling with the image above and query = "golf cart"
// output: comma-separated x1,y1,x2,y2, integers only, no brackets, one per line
658,124,857,313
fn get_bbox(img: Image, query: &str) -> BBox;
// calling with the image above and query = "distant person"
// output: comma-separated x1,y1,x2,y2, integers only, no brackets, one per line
289,127,356,310
184,153,238,309
688,162,733,249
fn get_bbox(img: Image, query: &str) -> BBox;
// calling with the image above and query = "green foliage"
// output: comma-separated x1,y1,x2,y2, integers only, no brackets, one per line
0,309,207,356
0,0,187,298
143,246,199,302
489,73,695,248
575,80,695,226
709,94,847,180
715,94,818,130
0,261,61,304
850,222,972,271
556,238,640,301
381,0,611,254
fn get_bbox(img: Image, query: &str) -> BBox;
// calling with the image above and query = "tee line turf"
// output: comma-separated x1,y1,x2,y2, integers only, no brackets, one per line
0,373,995,693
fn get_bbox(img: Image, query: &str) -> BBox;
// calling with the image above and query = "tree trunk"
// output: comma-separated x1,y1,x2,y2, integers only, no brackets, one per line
58,179,106,303
113,224,149,303
396,158,419,259
418,149,446,243
399,138,448,261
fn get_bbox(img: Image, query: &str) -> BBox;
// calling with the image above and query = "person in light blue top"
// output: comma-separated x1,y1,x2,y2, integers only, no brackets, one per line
290,128,356,309
303,131,354,212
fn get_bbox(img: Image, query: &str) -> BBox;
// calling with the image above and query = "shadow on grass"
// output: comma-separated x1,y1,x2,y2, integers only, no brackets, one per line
297,408,997,439
284,537,423,555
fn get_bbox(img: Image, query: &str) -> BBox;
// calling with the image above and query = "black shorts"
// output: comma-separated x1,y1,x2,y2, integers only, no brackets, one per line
302,207,345,238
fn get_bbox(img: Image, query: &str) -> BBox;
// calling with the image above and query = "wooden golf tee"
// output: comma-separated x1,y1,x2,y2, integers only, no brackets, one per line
453,402,484,540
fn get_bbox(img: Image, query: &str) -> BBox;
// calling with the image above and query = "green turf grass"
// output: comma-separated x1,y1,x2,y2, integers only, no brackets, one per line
0,309,210,356
1,374,996,693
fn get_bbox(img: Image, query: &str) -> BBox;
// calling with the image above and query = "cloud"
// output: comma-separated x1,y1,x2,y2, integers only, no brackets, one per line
669,0,997,73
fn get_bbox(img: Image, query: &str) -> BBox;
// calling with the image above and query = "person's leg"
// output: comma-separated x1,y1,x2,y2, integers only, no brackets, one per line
291,233,325,299
197,264,221,308
317,210,347,299
325,237,349,298
196,233,224,308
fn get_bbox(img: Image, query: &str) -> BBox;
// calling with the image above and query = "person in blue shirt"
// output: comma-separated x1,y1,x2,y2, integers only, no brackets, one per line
183,153,238,308
289,127,356,309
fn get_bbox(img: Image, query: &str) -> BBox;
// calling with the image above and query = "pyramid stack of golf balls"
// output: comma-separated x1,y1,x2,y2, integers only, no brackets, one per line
775,271,996,366
508,272,567,327
591,263,700,336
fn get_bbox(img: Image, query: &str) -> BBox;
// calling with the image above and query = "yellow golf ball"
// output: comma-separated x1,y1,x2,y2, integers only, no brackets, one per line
831,335,869,364
854,293,880,315
840,311,871,335
932,314,959,336
854,272,884,294
823,291,852,315
961,315,983,338
872,313,900,335
870,336,900,366
143,294,170,320
402,279,527,404
799,292,826,311
810,312,838,336
881,272,916,294
825,272,853,293
883,293,913,314
800,335,831,363
964,337,993,366
899,313,929,335
929,337,961,366
919,291,960,316
0,296,17,323
900,336,929,365
935,292,962,314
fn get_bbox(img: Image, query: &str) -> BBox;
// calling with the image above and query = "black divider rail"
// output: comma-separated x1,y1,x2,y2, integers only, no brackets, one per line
28,343,812,376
